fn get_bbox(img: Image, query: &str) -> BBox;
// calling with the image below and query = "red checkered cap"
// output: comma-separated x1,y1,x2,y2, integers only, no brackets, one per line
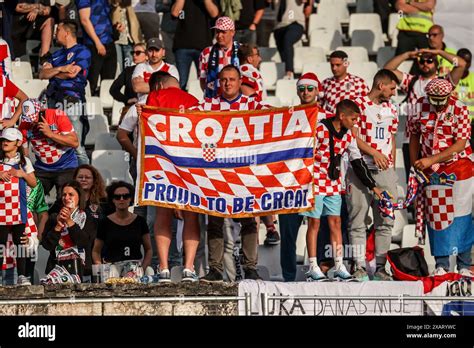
425,78,453,97
297,72,322,91
211,16,235,31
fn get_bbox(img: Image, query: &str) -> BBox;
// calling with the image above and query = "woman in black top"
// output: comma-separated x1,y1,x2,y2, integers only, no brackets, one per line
42,181,97,280
92,181,152,270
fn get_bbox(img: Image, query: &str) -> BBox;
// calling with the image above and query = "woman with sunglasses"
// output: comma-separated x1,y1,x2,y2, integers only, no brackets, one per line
42,181,97,281
92,181,152,275
110,42,148,120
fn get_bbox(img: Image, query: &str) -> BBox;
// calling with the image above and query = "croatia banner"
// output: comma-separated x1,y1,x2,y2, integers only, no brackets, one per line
137,104,318,217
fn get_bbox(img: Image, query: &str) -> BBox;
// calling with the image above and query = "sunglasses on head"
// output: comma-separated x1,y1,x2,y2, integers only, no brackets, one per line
132,50,145,55
298,85,316,92
418,57,434,65
113,193,132,200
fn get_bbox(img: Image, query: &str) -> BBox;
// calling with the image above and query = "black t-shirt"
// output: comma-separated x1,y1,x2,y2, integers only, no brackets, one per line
96,215,149,263
172,0,218,51
235,0,265,30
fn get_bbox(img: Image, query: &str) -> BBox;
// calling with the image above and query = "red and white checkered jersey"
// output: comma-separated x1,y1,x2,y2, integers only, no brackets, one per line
353,96,399,169
321,73,369,114
313,122,362,196
132,61,180,103
20,109,77,168
399,73,435,112
240,64,265,101
2,210,37,270
199,45,234,81
407,96,472,161
192,94,268,111
0,75,19,121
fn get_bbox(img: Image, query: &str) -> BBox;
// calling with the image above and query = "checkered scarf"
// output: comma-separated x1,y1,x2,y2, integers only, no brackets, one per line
205,41,240,98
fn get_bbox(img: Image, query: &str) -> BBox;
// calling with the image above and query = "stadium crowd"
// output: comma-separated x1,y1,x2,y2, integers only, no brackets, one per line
0,0,472,285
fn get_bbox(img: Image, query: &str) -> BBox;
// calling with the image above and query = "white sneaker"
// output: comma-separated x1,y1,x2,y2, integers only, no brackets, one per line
330,264,356,281
17,275,31,286
459,268,473,277
158,269,171,283
433,267,447,276
305,266,328,282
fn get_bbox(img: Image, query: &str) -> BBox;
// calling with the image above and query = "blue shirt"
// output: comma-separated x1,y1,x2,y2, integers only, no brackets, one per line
46,44,91,101
76,0,113,46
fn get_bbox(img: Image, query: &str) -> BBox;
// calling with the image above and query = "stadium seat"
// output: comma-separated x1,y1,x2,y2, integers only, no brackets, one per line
94,132,122,150
395,148,407,191
335,46,369,62
26,40,41,57
34,246,50,285
257,244,283,281
275,79,298,106
187,79,204,101
260,61,278,91
308,14,342,35
398,60,414,74
309,28,343,55
294,47,326,74
85,114,109,146
347,61,378,88
348,13,383,39
11,60,33,80
302,62,332,81
317,0,350,24
296,218,307,263
85,81,92,99
91,150,132,183
85,96,104,116
392,186,409,243
263,96,281,107
99,79,114,109
259,47,279,62
188,63,198,82
356,0,374,13
256,265,271,281
388,12,400,40
14,79,48,99
351,29,384,55
295,265,310,281
376,46,396,68
111,100,125,127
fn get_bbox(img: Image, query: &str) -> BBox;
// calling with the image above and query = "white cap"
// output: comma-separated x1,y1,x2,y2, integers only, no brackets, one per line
1,128,23,142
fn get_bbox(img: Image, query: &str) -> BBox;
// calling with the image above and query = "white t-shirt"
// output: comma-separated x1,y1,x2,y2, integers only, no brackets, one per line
132,61,180,103
119,105,139,148
1,153,34,173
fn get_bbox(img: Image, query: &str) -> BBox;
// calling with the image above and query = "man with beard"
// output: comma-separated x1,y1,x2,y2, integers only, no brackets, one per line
348,69,400,281
384,48,466,181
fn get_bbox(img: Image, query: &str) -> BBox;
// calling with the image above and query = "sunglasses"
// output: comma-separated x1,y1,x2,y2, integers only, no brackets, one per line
427,33,440,38
418,57,434,65
297,85,316,92
113,193,132,200
132,51,145,56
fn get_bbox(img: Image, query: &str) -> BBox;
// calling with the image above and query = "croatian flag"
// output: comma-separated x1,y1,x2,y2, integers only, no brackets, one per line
137,104,319,217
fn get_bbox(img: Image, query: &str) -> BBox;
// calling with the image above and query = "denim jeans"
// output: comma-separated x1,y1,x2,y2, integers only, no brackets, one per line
274,22,304,73
174,48,201,90
435,249,472,271
1,268,15,285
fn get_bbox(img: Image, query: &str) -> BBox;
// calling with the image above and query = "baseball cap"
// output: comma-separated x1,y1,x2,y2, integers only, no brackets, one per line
1,128,23,142
147,38,164,50
211,16,235,31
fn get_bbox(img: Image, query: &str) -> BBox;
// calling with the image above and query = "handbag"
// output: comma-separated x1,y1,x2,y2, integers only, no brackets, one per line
387,247,429,278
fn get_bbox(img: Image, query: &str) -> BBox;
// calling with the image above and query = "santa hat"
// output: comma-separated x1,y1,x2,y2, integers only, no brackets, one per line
297,72,321,89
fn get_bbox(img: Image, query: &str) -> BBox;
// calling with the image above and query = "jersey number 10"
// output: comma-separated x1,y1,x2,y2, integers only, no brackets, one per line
375,127,385,140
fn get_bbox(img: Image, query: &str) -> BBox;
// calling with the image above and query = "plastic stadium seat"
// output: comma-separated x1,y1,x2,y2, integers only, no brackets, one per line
351,29,384,55
263,96,281,107
356,0,374,13
85,96,104,116
94,132,122,150
85,81,92,98
317,0,350,24
309,28,343,55
335,46,369,62
14,79,48,99
296,218,307,263
91,150,132,183
308,14,342,35
260,61,277,91
257,244,283,280
259,47,279,62
34,246,50,285
302,62,333,81
275,79,298,106
187,79,204,101
11,60,33,80
85,114,109,146
388,12,400,39
99,79,114,109
256,265,271,281
26,40,41,56
294,47,326,74
111,100,125,126
347,61,378,88
295,265,310,281
392,186,409,243
377,46,396,68
348,13,383,39
398,60,414,74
